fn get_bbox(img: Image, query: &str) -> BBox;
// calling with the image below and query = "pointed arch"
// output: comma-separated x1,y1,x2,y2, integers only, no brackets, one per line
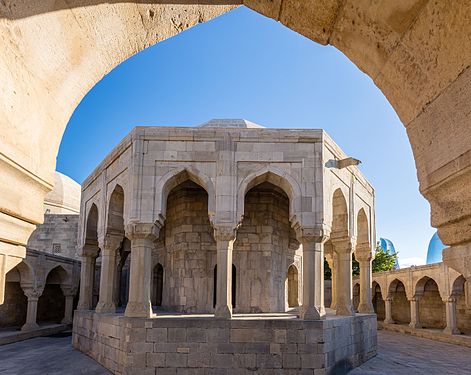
331,188,349,239
356,208,369,247
85,203,99,245
155,167,215,221
45,265,70,286
237,166,302,223
106,184,125,237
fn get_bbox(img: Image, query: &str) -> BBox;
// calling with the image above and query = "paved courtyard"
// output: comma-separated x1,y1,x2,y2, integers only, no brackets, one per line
0,330,470,374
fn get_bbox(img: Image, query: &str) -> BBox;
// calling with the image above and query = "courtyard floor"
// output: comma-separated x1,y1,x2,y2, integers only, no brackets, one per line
0,330,470,374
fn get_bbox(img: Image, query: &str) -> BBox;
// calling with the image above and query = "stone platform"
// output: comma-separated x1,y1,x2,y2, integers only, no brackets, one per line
72,310,376,375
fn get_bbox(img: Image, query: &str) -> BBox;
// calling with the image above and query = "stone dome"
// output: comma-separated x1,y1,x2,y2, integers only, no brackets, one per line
44,171,81,214
199,119,265,129
426,232,446,264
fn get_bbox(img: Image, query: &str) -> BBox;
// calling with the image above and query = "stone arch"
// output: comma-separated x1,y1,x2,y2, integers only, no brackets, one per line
156,167,216,222
372,281,385,321
388,278,410,324
237,166,302,224
451,275,466,297
38,265,68,323
452,275,471,334
416,276,446,329
331,188,349,239
106,184,125,236
356,208,369,247
85,203,99,245
0,266,28,328
286,264,299,308
414,275,446,300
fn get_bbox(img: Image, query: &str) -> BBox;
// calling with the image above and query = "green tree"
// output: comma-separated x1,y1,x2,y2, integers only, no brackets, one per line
324,243,397,279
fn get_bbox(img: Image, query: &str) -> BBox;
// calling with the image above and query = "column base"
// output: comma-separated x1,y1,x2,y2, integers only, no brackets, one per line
409,322,422,329
336,304,355,316
214,305,232,319
358,303,375,314
384,318,395,324
443,327,461,335
301,306,326,320
124,301,152,318
77,302,92,311
21,322,39,331
95,302,117,314
61,317,73,324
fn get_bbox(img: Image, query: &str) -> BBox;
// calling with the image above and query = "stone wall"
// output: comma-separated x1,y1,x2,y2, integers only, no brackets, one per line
391,285,410,324
419,279,446,329
0,282,27,328
27,214,79,259
73,311,377,375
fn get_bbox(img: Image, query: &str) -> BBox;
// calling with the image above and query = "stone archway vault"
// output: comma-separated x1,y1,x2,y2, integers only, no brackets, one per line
1,1,471,303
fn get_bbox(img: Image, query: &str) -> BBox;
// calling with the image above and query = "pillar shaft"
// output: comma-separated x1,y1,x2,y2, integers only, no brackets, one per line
214,225,236,319
334,240,355,316
409,297,421,328
357,251,374,313
96,236,121,313
444,297,460,335
77,246,97,310
125,238,153,317
301,238,326,320
21,288,42,331
330,254,338,310
384,297,394,324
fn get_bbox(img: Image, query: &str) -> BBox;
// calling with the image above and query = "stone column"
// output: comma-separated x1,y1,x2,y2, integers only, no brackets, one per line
21,288,42,331
384,296,394,324
409,295,422,329
77,245,98,310
96,235,122,313
124,222,158,318
214,225,236,319
333,238,355,316
443,296,460,335
356,247,375,313
297,228,327,320
61,287,77,324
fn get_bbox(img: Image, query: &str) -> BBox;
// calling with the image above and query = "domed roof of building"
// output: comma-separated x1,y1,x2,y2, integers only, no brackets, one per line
379,238,400,269
426,231,446,264
199,119,265,129
44,171,81,214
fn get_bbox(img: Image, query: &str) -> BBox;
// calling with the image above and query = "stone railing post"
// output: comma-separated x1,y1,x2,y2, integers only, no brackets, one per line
96,234,122,313
213,225,237,319
409,295,422,329
443,296,460,335
297,226,328,320
124,222,159,318
21,287,43,331
61,286,77,324
332,237,355,316
77,244,99,310
356,246,375,314
384,295,394,324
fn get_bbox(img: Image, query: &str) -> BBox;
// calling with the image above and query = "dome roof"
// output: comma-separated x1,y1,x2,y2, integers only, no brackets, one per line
44,171,81,214
199,119,265,129
379,238,400,269
426,232,446,264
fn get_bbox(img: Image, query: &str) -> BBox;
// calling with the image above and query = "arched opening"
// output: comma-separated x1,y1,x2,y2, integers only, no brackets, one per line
164,179,214,313
235,180,299,313
452,276,471,335
356,209,370,249
286,264,299,308
83,203,100,310
0,267,27,328
353,283,360,312
38,266,68,324
331,189,349,239
152,263,164,307
416,277,445,329
116,238,131,308
372,282,385,321
107,185,125,236
389,279,410,324
213,264,236,309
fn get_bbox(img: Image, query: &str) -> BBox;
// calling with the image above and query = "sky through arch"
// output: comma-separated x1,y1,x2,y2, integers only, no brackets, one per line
58,6,434,264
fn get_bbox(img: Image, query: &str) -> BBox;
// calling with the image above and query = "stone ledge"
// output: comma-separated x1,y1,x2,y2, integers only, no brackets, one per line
0,323,71,346
379,322,471,348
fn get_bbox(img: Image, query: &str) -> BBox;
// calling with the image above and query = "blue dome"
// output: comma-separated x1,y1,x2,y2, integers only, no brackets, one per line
426,232,446,264
379,238,399,269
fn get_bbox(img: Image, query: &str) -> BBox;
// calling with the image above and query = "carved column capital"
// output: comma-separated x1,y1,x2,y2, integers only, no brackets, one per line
99,234,123,253
295,225,330,243
22,287,43,300
125,221,159,242
61,285,78,298
79,243,99,258
213,224,237,242
355,245,373,262
331,236,355,254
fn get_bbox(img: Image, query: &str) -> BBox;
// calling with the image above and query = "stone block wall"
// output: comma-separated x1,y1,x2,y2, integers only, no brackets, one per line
419,279,446,329
73,311,377,375
0,281,27,328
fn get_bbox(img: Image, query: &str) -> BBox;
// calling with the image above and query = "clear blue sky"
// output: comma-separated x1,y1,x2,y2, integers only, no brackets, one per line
58,6,435,264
